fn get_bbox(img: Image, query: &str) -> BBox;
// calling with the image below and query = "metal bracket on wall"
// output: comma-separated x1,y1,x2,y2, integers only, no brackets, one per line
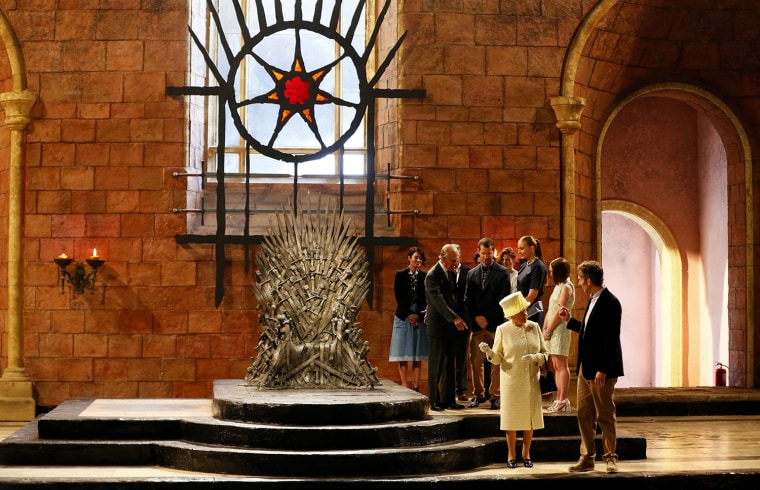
376,161,421,226
172,172,203,178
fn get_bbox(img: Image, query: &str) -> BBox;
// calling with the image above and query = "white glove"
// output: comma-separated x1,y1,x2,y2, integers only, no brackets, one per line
521,353,540,363
478,342,491,354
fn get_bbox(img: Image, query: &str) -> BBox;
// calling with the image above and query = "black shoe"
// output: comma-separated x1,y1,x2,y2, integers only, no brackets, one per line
468,397,484,408
523,459,533,468
490,399,500,410
449,403,465,410
507,459,517,469
430,403,445,412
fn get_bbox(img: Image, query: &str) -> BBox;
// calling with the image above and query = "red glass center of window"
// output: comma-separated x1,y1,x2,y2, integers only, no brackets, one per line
284,76,311,105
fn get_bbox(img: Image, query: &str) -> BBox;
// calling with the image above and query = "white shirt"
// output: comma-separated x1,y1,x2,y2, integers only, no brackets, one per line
582,286,605,336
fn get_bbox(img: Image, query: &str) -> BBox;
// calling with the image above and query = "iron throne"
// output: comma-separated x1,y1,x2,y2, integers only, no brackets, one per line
245,196,380,389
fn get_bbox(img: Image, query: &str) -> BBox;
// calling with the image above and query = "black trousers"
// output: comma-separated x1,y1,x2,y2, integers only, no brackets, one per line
427,333,457,406
454,329,470,395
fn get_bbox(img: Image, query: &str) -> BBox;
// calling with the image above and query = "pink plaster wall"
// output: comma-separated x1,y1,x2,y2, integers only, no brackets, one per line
602,97,701,255
697,112,729,383
602,213,656,387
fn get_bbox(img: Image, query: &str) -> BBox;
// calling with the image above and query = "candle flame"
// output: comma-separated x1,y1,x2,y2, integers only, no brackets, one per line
92,249,98,258
58,253,67,259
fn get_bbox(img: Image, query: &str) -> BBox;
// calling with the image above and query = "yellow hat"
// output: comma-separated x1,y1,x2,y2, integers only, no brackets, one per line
499,292,530,318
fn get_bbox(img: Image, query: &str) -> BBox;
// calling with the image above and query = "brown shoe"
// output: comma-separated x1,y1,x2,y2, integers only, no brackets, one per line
568,457,595,472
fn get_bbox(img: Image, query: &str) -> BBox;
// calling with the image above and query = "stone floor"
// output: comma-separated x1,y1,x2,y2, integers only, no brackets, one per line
1,386,760,488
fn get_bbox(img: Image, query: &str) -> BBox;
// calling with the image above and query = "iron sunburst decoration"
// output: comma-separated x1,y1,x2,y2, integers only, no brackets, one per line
239,16,364,159
193,0,402,164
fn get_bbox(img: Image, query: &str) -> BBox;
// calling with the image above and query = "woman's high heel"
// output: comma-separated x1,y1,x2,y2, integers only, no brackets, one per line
545,399,570,413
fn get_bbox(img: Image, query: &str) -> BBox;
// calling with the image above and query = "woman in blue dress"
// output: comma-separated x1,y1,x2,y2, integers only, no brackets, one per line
389,247,428,391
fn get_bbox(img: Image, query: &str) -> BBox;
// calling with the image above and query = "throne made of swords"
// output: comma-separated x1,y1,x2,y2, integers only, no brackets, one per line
245,196,379,389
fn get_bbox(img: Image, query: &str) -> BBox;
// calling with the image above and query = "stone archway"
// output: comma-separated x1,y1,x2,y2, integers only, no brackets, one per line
552,0,755,387
597,83,749,386
0,9,38,421
602,200,683,386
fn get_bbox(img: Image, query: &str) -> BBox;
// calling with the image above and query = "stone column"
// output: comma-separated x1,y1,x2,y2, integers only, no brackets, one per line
549,96,585,267
0,90,37,421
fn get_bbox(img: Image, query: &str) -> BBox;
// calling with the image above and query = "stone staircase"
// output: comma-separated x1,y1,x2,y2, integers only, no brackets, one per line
0,379,646,478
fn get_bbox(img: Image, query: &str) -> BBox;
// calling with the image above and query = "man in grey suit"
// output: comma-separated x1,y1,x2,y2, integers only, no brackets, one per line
559,260,624,474
425,244,468,411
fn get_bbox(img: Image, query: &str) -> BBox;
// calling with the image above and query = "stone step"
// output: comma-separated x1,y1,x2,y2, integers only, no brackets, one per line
0,422,154,466
211,379,429,425
0,380,647,477
154,437,504,477
181,416,463,449
0,414,645,476
614,387,760,416
33,400,586,447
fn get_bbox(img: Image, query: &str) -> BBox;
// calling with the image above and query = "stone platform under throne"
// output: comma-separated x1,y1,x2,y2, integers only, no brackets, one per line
0,379,647,478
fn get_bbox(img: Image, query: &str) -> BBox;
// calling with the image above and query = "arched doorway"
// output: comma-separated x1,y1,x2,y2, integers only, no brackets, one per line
597,85,737,386
555,1,757,387
601,201,684,387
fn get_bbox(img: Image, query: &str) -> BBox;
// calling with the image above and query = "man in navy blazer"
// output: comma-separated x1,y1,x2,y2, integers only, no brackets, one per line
559,260,623,474
425,244,468,411
464,238,510,409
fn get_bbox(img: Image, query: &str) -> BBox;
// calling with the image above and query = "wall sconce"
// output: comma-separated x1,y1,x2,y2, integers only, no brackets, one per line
54,250,105,295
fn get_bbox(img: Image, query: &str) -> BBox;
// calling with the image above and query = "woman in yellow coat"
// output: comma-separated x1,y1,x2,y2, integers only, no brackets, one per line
479,291,548,468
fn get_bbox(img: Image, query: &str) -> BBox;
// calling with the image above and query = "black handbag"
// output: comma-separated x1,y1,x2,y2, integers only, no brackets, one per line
526,300,543,319
540,363,557,394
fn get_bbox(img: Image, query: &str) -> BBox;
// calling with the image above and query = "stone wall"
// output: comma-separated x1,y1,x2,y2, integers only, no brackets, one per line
1,0,758,407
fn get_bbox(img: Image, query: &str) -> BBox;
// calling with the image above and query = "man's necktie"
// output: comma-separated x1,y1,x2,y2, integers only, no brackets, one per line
481,265,490,290
448,270,457,289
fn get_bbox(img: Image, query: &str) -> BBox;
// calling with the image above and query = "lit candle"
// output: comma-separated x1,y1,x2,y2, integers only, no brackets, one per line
90,249,98,259
58,253,68,259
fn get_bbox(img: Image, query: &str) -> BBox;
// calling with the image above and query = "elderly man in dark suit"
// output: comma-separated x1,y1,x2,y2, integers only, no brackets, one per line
425,244,468,411
452,245,472,403
559,260,624,474
465,237,510,410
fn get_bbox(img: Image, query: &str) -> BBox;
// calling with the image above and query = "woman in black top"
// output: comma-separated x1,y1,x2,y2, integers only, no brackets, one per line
389,247,428,390
517,236,548,327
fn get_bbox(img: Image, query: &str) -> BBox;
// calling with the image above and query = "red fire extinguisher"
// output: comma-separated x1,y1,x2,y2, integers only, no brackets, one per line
715,362,728,386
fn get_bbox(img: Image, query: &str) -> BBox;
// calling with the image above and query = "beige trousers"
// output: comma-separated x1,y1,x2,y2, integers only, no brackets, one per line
576,368,618,462
469,329,500,399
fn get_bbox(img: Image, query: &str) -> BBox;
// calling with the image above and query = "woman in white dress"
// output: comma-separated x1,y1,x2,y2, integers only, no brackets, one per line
479,292,548,468
542,257,575,413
